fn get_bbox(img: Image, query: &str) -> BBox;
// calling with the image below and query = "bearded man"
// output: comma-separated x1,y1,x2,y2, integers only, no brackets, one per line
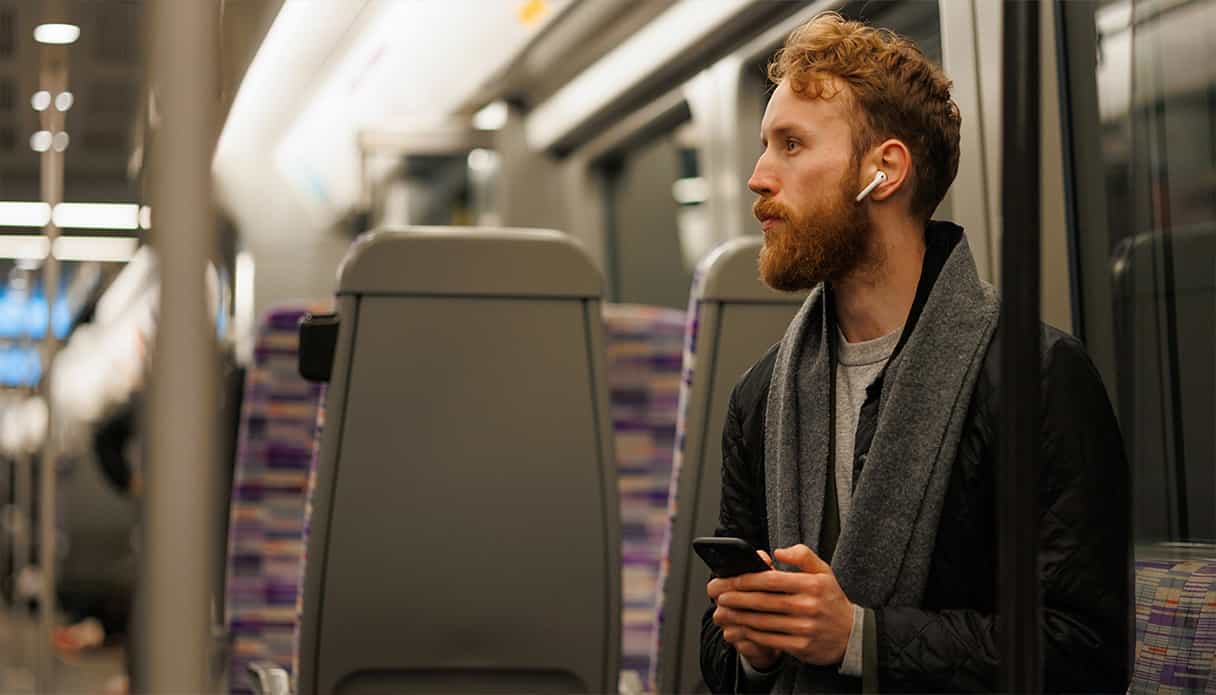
700,13,1130,693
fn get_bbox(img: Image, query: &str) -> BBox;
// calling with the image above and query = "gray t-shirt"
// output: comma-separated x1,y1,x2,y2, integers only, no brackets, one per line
834,324,900,676
834,325,902,531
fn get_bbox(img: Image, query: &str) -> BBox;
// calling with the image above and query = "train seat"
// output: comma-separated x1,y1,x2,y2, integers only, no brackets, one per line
602,304,685,691
293,227,621,695
1130,553,1216,692
650,238,807,694
223,303,328,694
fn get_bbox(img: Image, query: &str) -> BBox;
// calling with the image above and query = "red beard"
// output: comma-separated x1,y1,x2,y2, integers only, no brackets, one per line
754,168,871,292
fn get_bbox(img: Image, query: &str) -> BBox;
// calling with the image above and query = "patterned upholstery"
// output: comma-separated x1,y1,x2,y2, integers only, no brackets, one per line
224,304,328,694
1131,557,1216,693
602,303,686,689
291,399,325,690
648,269,706,692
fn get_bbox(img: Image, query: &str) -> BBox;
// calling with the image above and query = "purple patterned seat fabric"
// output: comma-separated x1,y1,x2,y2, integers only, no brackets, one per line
1130,557,1216,694
224,304,328,694
648,268,706,692
603,303,686,689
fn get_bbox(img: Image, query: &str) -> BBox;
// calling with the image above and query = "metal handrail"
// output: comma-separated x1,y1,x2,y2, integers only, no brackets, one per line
140,1,220,692
998,0,1044,690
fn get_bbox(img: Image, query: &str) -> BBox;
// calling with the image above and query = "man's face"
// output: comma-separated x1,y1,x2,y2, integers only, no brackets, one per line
749,79,870,291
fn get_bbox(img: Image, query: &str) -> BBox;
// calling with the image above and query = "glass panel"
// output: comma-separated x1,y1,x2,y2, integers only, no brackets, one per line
1089,0,1216,543
601,119,703,308
845,0,942,65
749,2,944,110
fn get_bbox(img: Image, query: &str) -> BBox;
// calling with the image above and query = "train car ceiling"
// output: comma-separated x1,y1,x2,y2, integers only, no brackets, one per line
216,0,570,234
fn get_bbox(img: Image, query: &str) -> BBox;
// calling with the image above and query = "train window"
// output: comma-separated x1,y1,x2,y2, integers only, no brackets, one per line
90,81,132,116
599,118,703,309
81,128,127,155
1077,0,1216,544
397,154,476,226
844,0,942,66
0,10,13,60
94,8,137,64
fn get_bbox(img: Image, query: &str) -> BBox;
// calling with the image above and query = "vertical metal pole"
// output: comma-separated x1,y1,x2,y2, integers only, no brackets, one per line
13,452,32,671
999,0,1042,691
141,0,220,692
35,38,68,693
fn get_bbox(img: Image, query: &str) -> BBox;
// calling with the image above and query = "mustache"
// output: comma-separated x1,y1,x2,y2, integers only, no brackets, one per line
753,197,792,222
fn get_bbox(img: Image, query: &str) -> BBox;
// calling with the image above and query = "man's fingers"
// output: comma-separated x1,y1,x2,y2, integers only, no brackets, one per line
715,605,812,635
735,627,810,654
707,576,736,601
732,569,817,595
774,544,832,574
757,549,774,568
718,588,816,615
722,626,744,644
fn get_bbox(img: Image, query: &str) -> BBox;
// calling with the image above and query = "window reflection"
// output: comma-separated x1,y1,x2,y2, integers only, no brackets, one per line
1095,0,1216,543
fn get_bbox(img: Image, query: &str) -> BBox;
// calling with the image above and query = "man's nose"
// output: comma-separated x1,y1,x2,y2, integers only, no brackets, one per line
748,157,776,197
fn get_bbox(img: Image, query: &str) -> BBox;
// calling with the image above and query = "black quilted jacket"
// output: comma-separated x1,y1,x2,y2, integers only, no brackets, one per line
700,238,1131,693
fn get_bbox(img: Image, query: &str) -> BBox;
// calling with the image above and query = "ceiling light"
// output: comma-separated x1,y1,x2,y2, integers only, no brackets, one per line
0,236,51,260
30,131,52,153
473,100,509,131
54,92,73,112
0,203,51,228
51,132,69,152
33,24,80,45
467,148,498,174
527,0,749,150
30,91,51,112
52,203,140,230
52,236,139,262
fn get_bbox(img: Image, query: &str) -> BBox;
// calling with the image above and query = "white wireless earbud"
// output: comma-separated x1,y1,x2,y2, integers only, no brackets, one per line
855,170,887,202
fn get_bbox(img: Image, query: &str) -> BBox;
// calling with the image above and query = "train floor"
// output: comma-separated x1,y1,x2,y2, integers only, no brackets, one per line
0,608,127,694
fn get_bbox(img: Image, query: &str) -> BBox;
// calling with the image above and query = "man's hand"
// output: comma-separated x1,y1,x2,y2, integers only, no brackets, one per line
712,544,855,667
708,550,781,670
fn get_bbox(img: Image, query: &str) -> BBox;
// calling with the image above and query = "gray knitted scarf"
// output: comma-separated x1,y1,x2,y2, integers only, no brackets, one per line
763,231,999,692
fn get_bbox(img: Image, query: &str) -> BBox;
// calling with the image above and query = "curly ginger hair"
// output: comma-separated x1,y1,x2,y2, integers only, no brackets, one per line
768,12,962,219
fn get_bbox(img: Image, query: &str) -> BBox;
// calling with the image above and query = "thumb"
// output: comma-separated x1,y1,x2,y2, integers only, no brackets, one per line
774,544,831,574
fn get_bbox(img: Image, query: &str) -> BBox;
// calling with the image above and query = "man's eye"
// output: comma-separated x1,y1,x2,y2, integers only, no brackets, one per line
785,139,799,153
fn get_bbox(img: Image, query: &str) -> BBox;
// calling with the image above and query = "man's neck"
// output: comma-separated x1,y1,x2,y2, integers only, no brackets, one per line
833,220,926,344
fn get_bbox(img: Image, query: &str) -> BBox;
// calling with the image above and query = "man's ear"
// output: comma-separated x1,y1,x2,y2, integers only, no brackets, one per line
867,139,913,202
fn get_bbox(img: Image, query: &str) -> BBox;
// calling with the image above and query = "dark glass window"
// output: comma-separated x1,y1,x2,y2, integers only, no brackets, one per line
1076,0,1216,544
0,10,14,60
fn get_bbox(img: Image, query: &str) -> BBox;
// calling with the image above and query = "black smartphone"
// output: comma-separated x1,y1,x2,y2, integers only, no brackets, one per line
692,536,772,578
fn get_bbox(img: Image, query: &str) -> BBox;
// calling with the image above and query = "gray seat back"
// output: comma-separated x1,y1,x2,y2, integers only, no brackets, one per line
652,237,807,694
296,227,621,695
